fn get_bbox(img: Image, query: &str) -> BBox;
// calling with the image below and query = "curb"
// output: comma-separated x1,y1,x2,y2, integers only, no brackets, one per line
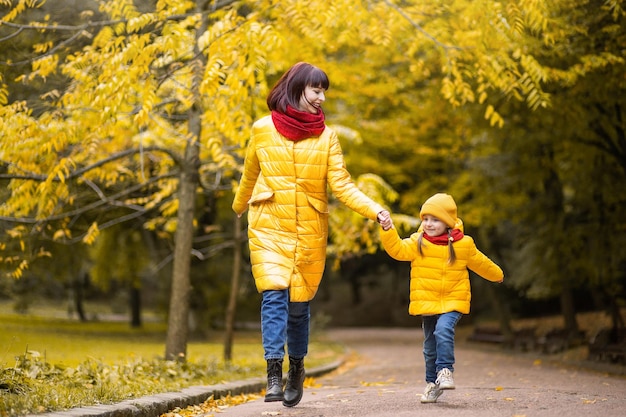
29,359,344,417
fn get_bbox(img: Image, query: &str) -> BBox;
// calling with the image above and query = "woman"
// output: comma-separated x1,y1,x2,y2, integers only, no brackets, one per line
232,62,392,407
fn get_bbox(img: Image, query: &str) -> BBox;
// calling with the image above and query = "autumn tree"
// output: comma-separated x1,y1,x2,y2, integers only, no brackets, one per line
1,0,282,360
3,0,625,359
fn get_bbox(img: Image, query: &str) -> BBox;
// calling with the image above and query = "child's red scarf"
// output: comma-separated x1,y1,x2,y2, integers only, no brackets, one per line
423,229,464,245
271,105,326,141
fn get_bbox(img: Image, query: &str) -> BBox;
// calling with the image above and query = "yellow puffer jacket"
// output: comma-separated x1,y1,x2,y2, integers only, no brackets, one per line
232,115,384,302
381,227,503,315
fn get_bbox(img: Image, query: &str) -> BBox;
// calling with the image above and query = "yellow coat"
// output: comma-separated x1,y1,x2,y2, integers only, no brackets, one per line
381,227,504,315
232,116,384,302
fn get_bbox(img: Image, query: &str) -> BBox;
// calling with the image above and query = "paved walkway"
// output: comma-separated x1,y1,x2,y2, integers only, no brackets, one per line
34,327,626,417
215,327,626,417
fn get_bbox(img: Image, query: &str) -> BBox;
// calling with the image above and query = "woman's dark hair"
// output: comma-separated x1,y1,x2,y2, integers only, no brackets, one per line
267,62,330,113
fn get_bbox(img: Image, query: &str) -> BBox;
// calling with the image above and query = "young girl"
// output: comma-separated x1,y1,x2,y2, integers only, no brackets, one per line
380,193,503,403
233,62,392,407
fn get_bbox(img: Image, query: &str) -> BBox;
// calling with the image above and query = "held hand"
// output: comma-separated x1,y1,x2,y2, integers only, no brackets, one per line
377,210,393,231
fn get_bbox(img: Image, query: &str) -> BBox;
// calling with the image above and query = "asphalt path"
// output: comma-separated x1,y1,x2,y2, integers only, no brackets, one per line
215,327,626,417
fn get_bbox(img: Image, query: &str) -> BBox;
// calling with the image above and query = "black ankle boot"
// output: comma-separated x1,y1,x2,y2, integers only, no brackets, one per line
282,356,305,407
264,359,284,402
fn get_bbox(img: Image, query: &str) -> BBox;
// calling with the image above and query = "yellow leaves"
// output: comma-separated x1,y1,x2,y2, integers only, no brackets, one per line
0,79,7,106
53,228,72,241
82,222,100,246
0,225,32,278
133,76,159,128
164,219,178,234
126,13,156,34
32,41,53,54
100,0,141,21
520,0,552,34
360,380,389,387
9,259,29,279
161,393,261,417
160,199,179,217
0,0,31,22
604,0,626,20
304,376,321,388
92,25,115,49
155,0,195,17
441,74,475,107
202,56,227,97
484,105,504,128
4,226,26,239
49,157,75,183
506,2,526,37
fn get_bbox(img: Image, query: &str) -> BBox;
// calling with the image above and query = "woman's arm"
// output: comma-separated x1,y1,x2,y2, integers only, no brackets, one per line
326,131,385,221
232,134,260,216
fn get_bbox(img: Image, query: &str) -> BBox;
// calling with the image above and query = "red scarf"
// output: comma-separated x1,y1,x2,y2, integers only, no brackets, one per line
271,105,326,141
423,229,464,245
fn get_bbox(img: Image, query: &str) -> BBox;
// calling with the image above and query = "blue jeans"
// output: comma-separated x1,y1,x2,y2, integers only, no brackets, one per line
422,311,463,383
261,289,310,360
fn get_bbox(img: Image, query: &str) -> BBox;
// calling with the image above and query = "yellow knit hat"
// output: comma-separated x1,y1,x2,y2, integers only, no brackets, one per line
420,193,458,228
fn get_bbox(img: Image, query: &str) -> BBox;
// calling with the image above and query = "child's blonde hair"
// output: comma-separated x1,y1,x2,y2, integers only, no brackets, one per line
417,229,457,265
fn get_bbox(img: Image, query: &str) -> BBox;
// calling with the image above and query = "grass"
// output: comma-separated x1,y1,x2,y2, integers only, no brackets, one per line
0,308,344,417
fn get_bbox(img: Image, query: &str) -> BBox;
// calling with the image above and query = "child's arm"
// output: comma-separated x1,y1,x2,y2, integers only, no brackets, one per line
466,239,504,283
380,227,418,262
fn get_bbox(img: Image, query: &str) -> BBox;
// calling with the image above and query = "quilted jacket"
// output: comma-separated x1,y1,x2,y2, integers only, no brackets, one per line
232,115,385,302
381,227,503,315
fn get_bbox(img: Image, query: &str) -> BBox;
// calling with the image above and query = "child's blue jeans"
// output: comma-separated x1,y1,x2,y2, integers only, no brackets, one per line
422,311,463,383
261,289,310,360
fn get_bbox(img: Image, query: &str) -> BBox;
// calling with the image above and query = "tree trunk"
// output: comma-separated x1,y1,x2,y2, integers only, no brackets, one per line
486,283,513,340
130,285,141,328
73,272,87,322
164,136,200,361
164,3,206,362
224,215,242,362
478,228,513,340
560,286,580,336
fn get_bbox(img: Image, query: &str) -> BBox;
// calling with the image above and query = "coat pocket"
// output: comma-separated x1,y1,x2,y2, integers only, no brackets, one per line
305,194,328,214
247,174,274,205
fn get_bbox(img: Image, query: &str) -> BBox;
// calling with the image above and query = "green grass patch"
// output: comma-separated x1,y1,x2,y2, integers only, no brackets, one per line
0,313,344,417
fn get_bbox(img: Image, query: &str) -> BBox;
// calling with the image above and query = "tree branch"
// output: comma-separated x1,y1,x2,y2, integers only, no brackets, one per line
380,0,462,52
0,145,183,181
0,172,176,224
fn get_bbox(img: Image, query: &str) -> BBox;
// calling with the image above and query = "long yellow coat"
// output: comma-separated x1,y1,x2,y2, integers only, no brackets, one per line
232,116,384,302
381,227,504,315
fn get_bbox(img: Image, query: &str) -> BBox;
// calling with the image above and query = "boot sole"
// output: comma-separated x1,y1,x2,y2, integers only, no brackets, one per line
282,393,303,408
265,394,284,402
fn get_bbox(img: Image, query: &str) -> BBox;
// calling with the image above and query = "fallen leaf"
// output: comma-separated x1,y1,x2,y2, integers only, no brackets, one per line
360,380,387,386
304,376,321,388
495,386,504,391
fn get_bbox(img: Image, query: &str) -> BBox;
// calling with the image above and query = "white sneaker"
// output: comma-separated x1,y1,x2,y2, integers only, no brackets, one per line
420,382,443,403
436,368,455,390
